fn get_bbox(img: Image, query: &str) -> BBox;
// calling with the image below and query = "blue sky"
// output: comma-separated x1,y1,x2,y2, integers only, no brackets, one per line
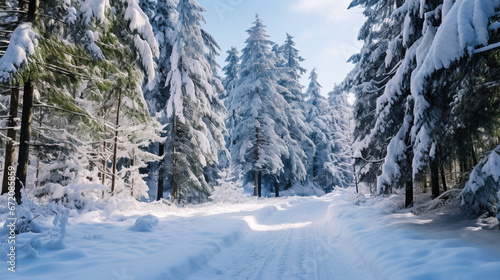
197,0,365,95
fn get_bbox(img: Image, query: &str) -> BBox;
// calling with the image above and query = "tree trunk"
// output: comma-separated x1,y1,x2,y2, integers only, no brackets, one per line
2,87,19,195
470,134,478,167
111,90,122,194
15,79,34,204
253,126,260,197
258,171,262,197
405,179,413,208
27,0,39,21
430,156,440,199
254,170,258,196
157,143,164,200
404,146,413,208
130,148,135,197
35,109,42,181
275,177,279,197
172,117,178,202
440,162,447,192
353,163,359,194
101,141,106,185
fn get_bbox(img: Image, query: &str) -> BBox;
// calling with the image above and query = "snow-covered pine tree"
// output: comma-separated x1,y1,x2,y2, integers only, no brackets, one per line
222,47,240,92
139,0,176,200
410,0,500,200
222,46,240,159
304,69,334,190
344,0,403,192
274,33,312,194
9,0,161,203
228,14,291,196
201,27,229,185
460,145,500,216
327,85,354,190
159,0,228,203
371,0,430,206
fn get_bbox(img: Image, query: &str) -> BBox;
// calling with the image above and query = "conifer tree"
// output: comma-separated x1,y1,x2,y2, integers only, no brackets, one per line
228,15,291,196
158,0,228,203
275,33,312,193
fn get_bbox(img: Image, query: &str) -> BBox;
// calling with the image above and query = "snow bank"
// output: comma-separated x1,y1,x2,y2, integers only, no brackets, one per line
130,214,159,232
329,189,500,280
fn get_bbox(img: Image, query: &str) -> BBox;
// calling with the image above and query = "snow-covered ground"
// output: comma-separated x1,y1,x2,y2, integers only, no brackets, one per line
1,189,500,280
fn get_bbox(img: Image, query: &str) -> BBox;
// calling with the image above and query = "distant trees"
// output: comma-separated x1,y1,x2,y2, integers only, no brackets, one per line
225,16,354,196
0,0,360,206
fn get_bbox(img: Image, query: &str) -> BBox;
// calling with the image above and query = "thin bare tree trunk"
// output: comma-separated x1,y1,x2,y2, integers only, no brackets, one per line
1,87,19,195
440,162,447,192
15,79,34,204
172,117,178,202
430,156,440,199
111,90,122,194
275,177,279,197
130,148,135,197
157,143,164,200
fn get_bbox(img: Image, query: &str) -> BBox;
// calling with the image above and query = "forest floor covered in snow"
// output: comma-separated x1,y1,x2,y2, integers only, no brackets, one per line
1,188,500,280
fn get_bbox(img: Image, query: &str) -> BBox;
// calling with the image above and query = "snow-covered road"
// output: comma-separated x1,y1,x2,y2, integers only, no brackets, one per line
187,197,372,280
2,189,500,280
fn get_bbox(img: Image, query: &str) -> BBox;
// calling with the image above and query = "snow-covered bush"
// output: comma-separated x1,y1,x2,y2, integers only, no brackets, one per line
130,214,159,232
34,182,106,211
210,171,247,204
460,146,500,216
1,201,47,234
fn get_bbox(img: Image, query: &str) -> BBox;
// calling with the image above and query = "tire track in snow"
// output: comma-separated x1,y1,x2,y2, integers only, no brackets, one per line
186,197,374,280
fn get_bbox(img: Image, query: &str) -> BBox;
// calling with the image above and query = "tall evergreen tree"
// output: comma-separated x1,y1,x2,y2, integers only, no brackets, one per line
222,46,240,93
344,0,403,192
328,85,355,190
305,69,333,190
275,33,312,193
159,0,228,203
228,15,291,196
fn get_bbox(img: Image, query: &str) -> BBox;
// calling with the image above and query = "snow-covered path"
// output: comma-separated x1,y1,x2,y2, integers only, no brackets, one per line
2,190,500,280
188,197,372,280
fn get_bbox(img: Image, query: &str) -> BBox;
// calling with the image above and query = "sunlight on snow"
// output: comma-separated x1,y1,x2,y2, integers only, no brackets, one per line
242,216,312,232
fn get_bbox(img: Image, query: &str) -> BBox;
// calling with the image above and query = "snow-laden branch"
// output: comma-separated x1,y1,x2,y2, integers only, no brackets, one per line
0,23,38,84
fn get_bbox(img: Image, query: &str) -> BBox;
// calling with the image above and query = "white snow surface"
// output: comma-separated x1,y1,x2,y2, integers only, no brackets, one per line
1,189,500,279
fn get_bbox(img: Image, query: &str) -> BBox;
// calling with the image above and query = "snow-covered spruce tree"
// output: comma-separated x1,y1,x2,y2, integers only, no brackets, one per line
410,0,500,199
327,85,355,190
222,46,240,92
304,69,334,190
139,0,176,200
274,33,312,194
460,145,500,216
372,0,435,206
201,26,229,185
222,46,240,160
228,15,291,196
155,0,228,204
344,0,403,192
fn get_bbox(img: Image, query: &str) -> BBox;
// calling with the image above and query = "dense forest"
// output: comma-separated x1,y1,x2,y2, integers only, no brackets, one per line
0,0,499,221
346,0,500,217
